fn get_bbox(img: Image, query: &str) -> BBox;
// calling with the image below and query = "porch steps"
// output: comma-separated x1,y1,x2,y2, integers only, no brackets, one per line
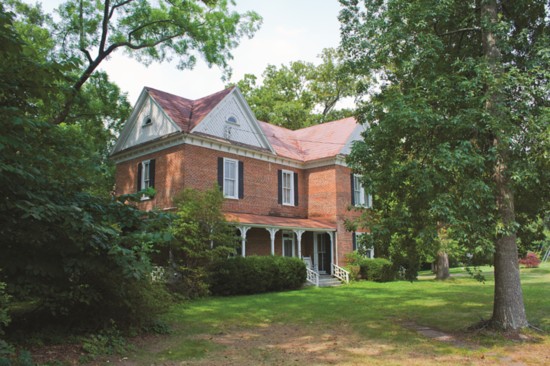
318,274,343,287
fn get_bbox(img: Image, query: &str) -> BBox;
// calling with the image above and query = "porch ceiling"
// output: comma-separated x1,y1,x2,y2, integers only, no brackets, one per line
225,212,336,232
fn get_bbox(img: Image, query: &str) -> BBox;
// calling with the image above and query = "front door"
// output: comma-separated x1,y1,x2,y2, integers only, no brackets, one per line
282,231,295,257
315,233,331,274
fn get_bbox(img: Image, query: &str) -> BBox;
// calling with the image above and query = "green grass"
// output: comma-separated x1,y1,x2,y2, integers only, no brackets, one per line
128,263,550,365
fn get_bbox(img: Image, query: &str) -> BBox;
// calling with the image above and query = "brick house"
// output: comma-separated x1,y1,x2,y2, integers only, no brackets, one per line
111,86,372,283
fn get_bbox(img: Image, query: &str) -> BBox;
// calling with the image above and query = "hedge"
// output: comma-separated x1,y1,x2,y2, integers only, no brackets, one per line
345,252,397,282
209,256,306,296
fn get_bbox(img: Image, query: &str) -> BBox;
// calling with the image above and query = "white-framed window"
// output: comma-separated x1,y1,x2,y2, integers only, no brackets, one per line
282,170,294,206
223,158,239,199
226,115,238,125
142,115,152,127
353,174,372,208
282,231,295,257
354,232,375,258
137,159,155,200
142,160,152,189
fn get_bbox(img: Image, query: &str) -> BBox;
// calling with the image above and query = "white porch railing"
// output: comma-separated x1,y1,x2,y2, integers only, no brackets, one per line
306,267,320,286
332,263,350,284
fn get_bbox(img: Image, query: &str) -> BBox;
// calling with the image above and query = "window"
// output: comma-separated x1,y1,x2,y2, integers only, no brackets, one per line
218,157,244,199
142,115,152,127
224,158,238,198
282,231,295,257
137,159,155,198
351,174,372,208
278,170,298,206
226,115,238,124
282,170,294,205
353,232,375,258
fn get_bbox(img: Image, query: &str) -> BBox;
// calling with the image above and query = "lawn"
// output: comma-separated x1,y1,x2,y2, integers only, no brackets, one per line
50,263,550,365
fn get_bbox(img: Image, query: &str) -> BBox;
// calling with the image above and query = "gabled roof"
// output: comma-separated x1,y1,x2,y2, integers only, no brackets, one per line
259,117,360,162
146,86,234,132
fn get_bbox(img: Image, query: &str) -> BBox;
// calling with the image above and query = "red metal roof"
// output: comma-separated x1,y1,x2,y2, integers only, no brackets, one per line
259,117,358,162
146,86,234,132
145,87,359,162
225,212,336,231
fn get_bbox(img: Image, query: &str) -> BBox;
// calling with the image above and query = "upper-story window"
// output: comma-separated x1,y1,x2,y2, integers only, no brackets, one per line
351,174,372,208
142,115,152,127
226,115,238,125
278,170,298,206
282,170,294,206
137,159,156,200
218,157,244,199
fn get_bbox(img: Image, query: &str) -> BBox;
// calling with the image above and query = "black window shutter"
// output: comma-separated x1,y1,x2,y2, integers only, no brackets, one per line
350,174,355,205
277,170,282,204
352,232,357,251
293,172,299,206
149,159,156,188
137,162,143,192
238,161,244,199
217,157,224,191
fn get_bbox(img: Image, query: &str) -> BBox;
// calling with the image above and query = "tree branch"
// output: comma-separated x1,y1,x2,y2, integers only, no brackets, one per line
109,0,134,20
79,47,93,64
99,0,110,54
127,19,176,43
438,27,480,37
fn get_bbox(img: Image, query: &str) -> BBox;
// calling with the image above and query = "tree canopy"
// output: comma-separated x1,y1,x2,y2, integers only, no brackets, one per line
340,0,549,330
233,48,357,129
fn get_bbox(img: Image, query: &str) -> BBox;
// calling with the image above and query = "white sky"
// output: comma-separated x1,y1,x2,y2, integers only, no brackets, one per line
40,0,344,104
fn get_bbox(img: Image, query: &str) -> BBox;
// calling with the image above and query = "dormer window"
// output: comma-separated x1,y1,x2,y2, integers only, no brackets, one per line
142,115,152,127
226,115,238,125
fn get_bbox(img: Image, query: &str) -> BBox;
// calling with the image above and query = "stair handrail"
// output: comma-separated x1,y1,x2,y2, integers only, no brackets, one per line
332,263,350,284
306,267,320,286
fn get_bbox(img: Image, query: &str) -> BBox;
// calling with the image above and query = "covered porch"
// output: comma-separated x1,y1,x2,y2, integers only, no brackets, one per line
225,213,341,276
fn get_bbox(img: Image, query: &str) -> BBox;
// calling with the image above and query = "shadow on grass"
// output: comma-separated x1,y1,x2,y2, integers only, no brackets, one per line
133,265,550,365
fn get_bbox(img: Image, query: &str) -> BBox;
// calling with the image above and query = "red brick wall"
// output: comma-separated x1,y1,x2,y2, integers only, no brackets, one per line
114,143,365,264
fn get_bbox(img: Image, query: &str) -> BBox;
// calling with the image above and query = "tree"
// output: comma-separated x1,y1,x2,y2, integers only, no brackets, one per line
7,0,261,124
169,186,240,298
340,0,549,330
233,48,356,129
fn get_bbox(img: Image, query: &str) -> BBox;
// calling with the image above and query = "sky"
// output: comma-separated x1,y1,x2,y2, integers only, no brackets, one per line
40,0,344,104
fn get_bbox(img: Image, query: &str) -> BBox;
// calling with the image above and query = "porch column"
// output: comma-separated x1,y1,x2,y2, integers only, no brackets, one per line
265,228,279,255
327,231,335,274
237,226,251,257
293,230,305,258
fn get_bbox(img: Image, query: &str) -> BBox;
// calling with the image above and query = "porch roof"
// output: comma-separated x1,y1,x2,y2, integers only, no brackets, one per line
225,212,336,232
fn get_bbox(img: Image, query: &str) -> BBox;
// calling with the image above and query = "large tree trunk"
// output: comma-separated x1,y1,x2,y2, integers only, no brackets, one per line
482,0,528,330
434,251,450,280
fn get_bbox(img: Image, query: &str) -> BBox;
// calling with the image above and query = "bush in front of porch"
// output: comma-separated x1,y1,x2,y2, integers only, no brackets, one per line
345,252,397,282
209,256,306,296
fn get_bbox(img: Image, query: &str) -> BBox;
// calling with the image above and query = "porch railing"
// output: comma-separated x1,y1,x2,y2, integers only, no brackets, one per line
306,267,320,286
332,263,350,284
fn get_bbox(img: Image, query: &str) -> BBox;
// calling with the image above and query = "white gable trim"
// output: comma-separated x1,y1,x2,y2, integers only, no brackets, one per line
111,88,182,155
339,123,366,156
190,87,275,154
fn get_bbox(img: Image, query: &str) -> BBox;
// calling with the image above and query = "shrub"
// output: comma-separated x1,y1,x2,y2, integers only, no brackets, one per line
209,256,306,296
519,252,541,268
364,258,396,282
345,253,396,282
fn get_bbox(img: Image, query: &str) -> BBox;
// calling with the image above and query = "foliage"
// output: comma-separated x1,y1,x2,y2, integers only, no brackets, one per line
0,281,10,336
233,48,356,129
81,324,130,363
209,256,306,296
345,252,396,282
340,0,549,329
519,252,541,268
169,186,240,298
6,0,262,124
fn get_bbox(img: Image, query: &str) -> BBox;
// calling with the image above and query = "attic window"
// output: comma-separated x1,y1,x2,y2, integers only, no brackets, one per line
142,116,152,127
226,115,238,125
